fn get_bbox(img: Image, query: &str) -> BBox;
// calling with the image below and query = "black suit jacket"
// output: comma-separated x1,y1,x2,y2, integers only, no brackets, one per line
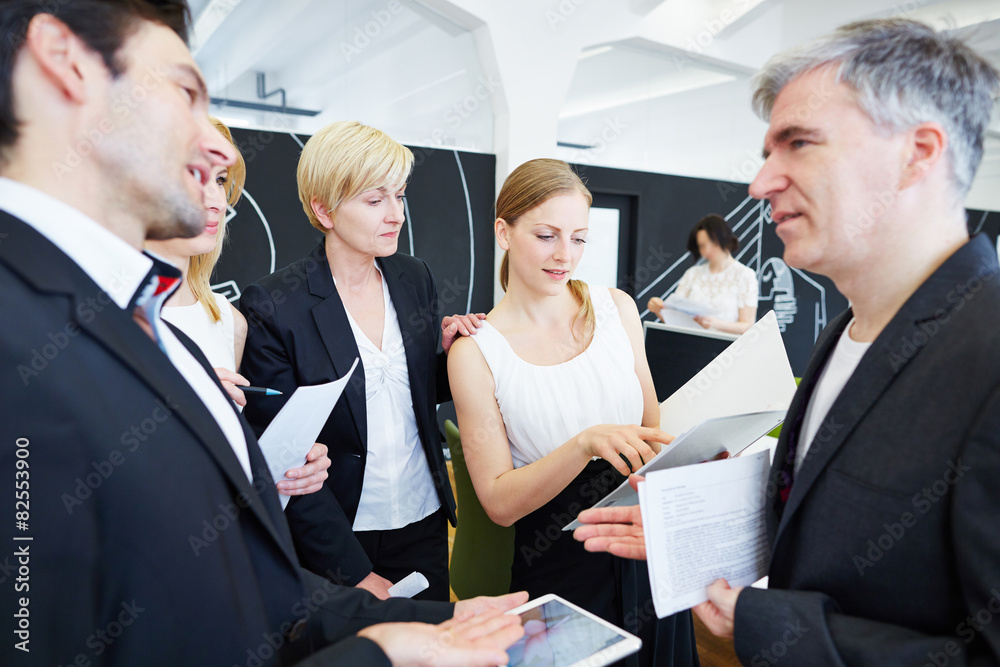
240,241,457,585
0,212,451,666
734,234,1000,665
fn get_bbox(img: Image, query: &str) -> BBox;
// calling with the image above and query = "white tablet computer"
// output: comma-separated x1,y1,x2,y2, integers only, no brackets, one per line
503,594,641,667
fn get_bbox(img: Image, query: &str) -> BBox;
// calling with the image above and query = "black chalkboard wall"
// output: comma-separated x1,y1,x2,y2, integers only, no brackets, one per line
212,128,999,377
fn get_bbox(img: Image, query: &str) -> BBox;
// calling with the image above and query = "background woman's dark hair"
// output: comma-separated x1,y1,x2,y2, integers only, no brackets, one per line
0,1,191,161
687,213,738,258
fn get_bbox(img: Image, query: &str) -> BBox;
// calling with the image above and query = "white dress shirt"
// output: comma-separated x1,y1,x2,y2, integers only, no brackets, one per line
0,177,253,481
336,264,439,531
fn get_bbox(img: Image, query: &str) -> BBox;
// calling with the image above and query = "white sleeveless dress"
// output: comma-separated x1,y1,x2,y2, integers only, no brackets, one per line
468,286,699,667
470,286,644,469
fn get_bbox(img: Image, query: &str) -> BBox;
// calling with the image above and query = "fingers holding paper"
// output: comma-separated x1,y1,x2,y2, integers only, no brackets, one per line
276,443,331,496
693,579,743,639
577,425,672,476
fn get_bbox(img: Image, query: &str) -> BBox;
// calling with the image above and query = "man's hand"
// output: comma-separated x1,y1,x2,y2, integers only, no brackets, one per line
693,578,743,639
277,443,330,496
355,570,394,600
358,609,525,667
573,474,648,560
214,367,249,406
453,591,529,618
442,313,486,353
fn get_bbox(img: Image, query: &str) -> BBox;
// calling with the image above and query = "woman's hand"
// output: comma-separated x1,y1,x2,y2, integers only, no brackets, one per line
694,315,720,330
647,297,664,317
574,425,673,476
442,313,487,353
214,367,249,406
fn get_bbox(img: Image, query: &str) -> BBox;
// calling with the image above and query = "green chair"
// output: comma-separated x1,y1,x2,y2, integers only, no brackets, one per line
445,419,515,598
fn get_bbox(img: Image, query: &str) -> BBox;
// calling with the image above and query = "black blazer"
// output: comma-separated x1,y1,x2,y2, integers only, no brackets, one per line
734,234,1000,665
0,213,451,666
240,241,457,584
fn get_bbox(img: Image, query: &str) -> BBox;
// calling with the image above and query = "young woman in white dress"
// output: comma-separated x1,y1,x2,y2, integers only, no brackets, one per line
146,119,327,498
448,159,699,666
648,214,758,334
146,118,249,400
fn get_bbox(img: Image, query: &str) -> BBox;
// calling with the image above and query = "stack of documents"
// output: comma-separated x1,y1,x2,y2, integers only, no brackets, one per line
639,451,771,618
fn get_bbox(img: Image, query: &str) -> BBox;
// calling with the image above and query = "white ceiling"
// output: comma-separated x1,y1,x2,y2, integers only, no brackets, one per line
192,0,1000,210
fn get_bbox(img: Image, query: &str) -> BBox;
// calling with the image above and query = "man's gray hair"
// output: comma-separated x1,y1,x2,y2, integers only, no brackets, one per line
751,18,999,196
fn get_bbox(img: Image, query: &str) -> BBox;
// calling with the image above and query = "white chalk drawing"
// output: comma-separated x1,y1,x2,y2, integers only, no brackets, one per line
453,150,476,314
640,194,828,342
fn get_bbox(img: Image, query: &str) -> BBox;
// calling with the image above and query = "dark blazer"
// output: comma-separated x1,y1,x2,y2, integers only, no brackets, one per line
734,234,1000,665
240,241,457,585
0,212,452,666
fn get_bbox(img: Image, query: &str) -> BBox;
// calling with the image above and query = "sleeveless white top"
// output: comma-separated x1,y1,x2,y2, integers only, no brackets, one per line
471,286,644,469
161,292,236,372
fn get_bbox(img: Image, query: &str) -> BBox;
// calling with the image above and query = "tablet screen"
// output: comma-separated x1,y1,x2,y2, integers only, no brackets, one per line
505,598,632,667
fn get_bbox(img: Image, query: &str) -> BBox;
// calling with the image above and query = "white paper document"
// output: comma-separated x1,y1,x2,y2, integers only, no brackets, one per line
258,359,359,509
562,410,783,530
659,311,796,435
640,450,771,618
388,571,429,598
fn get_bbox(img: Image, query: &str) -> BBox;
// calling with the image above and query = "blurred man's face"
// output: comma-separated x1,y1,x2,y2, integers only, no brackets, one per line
88,21,236,240
749,66,909,280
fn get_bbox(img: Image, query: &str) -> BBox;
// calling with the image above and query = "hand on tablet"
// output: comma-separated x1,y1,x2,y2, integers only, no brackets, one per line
357,609,524,667
573,475,648,560
454,591,529,619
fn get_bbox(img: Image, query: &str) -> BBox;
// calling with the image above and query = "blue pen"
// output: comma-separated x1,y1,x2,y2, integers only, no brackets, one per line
241,386,282,396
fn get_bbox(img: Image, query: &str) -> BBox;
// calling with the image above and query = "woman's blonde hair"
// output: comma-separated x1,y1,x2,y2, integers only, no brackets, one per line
496,158,595,341
297,121,413,232
188,117,246,323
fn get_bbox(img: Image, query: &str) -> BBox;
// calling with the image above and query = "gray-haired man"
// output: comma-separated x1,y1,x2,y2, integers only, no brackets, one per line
576,18,1000,665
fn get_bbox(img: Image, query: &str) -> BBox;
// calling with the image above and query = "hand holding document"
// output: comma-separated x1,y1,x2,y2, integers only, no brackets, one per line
639,451,771,618
257,359,358,509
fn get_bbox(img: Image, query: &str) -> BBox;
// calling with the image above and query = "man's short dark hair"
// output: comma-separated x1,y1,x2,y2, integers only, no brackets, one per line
0,0,191,159
687,214,738,258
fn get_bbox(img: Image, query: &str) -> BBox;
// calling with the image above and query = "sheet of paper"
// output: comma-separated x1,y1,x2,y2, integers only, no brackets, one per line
258,358,358,509
640,450,771,618
388,571,429,598
660,311,797,435
663,294,720,318
652,307,706,331
563,410,783,530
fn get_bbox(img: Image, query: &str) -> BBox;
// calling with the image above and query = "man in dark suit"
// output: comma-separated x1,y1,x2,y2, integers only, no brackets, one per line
575,18,1000,665
0,2,522,665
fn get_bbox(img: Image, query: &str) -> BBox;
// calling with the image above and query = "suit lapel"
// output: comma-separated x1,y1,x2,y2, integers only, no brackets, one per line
307,242,367,446
766,310,850,543
380,256,428,432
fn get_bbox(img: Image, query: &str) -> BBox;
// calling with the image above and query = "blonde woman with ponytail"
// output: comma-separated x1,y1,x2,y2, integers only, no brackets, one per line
448,158,698,665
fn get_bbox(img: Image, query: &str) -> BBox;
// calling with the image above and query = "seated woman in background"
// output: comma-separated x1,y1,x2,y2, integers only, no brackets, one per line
648,213,758,334
147,118,328,499
448,158,699,666
240,121,483,601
